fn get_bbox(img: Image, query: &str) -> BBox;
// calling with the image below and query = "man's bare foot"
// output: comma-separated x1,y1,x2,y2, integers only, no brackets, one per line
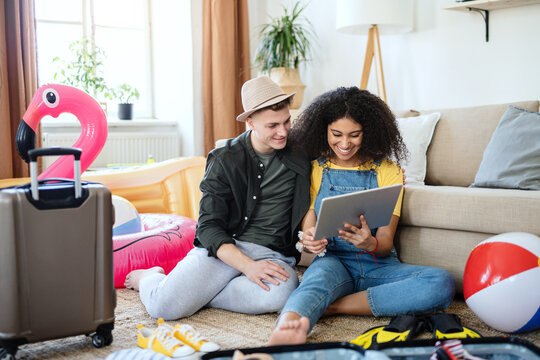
268,317,310,346
124,266,164,291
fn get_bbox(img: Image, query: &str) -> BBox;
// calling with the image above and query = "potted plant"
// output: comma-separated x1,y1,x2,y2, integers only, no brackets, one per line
253,1,316,109
106,83,140,120
53,37,109,100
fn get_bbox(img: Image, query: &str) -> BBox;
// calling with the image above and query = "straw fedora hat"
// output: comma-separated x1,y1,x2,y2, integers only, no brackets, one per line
236,76,295,122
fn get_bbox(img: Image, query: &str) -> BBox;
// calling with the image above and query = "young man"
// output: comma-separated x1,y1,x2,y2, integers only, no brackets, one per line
125,76,310,320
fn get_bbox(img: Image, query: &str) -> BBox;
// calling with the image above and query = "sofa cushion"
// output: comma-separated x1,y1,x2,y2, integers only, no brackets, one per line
397,112,441,185
421,101,540,187
400,185,540,235
471,106,540,190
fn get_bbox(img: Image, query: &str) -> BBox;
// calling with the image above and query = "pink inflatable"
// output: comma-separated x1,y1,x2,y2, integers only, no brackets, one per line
113,213,196,288
16,84,107,179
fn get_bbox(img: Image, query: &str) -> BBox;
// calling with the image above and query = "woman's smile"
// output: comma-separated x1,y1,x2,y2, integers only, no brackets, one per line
328,117,363,167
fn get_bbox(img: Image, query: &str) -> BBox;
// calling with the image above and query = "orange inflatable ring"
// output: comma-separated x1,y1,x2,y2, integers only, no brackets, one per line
113,213,195,288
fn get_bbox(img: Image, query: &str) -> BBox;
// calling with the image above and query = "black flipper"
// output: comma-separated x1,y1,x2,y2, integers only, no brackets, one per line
427,313,482,340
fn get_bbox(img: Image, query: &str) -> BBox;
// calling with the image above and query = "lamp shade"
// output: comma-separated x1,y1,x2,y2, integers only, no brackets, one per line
336,0,414,35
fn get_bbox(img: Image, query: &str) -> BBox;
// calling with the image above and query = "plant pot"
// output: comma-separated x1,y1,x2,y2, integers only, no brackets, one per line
118,103,133,120
269,67,306,110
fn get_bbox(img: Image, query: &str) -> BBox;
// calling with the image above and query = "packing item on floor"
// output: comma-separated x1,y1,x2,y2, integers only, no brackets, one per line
137,318,220,358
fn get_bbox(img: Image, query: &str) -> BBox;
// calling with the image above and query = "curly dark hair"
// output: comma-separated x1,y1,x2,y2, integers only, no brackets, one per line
288,87,407,166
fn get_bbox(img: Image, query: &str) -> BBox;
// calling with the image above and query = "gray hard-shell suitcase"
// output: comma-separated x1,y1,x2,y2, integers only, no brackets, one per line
0,147,116,359
202,338,540,360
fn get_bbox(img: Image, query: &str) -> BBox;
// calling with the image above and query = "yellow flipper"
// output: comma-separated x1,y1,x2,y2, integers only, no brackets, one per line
435,326,482,339
351,326,411,349
351,315,424,349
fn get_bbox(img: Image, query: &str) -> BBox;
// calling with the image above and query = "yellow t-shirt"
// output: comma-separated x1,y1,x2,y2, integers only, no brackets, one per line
309,159,404,217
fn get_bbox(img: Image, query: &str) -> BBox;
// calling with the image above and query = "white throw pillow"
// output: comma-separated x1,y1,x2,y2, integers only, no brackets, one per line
396,112,441,185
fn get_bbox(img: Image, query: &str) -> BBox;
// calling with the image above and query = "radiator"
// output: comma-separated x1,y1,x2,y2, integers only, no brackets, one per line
41,132,181,170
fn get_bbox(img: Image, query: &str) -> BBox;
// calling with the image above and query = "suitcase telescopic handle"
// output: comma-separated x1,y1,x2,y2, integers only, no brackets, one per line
27,147,83,201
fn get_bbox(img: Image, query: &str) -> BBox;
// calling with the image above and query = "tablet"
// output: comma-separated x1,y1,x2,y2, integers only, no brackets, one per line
313,184,403,240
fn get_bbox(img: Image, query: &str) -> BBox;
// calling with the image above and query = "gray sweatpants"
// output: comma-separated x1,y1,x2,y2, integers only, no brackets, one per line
138,240,299,320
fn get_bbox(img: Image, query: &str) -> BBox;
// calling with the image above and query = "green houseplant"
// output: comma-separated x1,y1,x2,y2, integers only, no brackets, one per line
253,1,315,109
106,83,140,120
53,37,108,100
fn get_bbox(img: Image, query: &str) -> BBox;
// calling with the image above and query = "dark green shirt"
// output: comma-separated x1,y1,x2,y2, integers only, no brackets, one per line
237,151,295,247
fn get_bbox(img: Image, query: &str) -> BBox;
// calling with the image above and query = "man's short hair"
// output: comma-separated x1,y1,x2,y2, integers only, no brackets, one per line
250,98,291,119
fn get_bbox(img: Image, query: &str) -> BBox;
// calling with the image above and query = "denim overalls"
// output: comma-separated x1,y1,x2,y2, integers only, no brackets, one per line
281,158,455,331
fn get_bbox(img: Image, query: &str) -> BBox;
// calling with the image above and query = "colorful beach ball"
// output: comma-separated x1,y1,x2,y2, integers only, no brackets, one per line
463,232,540,333
112,195,144,236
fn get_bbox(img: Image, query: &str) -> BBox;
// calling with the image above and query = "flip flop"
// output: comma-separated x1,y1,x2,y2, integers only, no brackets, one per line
427,313,482,340
351,314,425,349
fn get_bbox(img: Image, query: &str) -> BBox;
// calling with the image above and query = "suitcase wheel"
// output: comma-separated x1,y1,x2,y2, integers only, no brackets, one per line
0,347,17,360
91,326,113,348
91,332,113,348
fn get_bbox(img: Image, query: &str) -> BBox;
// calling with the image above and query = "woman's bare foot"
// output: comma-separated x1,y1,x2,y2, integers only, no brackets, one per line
268,317,310,346
124,266,164,291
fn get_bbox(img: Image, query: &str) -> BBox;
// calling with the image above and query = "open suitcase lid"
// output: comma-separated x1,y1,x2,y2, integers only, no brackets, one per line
201,342,364,360
376,337,540,360
201,337,540,360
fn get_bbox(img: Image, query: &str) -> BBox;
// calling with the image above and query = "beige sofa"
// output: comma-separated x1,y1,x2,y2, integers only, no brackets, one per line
395,100,540,292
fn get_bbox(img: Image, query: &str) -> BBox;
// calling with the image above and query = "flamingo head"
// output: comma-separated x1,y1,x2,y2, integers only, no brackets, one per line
17,84,100,162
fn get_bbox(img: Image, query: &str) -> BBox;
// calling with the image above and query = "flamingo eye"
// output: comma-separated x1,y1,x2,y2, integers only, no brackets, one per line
42,88,59,108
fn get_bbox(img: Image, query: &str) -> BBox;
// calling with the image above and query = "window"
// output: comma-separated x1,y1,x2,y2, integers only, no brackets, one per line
35,0,153,119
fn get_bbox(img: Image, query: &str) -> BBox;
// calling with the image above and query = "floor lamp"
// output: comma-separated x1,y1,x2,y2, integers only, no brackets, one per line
336,0,413,103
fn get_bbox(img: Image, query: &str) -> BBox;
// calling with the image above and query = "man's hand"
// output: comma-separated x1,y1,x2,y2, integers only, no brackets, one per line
217,243,290,291
300,227,328,254
216,243,290,291
243,260,291,291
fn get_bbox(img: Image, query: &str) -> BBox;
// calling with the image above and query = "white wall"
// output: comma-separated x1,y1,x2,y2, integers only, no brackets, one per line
191,0,204,156
248,0,540,112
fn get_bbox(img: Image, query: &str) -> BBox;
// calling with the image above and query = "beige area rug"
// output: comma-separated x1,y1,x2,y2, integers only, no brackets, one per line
15,287,540,359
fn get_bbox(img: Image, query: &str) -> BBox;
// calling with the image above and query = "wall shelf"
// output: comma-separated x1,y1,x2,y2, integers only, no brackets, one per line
445,0,540,12
444,0,540,41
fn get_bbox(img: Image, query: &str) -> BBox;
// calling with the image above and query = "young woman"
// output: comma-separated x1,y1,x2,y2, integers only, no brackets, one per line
268,87,456,345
